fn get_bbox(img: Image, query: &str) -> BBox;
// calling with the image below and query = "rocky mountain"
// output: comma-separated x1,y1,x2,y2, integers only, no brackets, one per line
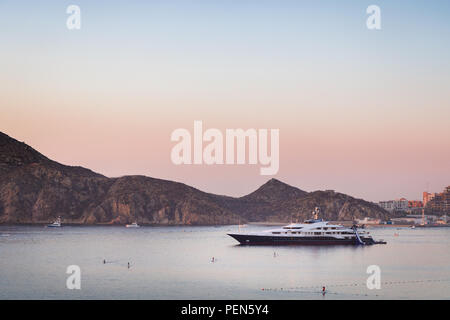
0,131,388,224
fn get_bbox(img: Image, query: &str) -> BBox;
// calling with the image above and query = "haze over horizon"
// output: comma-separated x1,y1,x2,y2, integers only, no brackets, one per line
1,1,449,202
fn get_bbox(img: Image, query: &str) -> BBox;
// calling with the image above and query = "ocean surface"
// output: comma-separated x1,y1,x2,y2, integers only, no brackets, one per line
0,224,449,299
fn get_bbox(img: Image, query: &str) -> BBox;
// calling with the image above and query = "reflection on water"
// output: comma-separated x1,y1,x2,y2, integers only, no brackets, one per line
0,225,449,299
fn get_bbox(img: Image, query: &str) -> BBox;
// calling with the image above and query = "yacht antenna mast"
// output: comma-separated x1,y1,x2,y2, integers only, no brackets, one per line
313,207,320,220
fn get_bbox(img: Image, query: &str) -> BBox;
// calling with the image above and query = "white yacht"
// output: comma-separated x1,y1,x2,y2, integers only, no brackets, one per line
47,217,62,228
228,208,385,246
125,222,140,228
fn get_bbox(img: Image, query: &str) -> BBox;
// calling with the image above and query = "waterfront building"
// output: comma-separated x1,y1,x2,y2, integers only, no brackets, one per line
423,192,437,207
408,200,423,208
424,186,450,214
378,198,409,212
357,217,381,225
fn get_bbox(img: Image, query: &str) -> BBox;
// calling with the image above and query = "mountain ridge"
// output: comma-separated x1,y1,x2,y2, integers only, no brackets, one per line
0,131,388,224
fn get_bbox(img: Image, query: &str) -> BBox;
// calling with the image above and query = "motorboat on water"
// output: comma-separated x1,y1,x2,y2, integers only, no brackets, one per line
125,222,140,228
47,217,62,228
228,207,386,246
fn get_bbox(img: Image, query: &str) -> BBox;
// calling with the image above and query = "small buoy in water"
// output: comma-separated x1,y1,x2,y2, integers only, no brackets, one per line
322,286,326,295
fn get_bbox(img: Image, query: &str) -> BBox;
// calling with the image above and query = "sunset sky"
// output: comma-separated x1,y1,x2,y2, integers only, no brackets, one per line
1,0,449,202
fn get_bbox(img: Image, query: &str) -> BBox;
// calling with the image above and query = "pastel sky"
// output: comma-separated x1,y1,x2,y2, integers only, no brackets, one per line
1,0,449,202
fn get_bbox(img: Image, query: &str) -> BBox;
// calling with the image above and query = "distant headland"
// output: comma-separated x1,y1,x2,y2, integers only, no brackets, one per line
0,131,388,225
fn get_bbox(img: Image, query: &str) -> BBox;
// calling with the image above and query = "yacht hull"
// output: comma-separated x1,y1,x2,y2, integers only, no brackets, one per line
228,233,375,245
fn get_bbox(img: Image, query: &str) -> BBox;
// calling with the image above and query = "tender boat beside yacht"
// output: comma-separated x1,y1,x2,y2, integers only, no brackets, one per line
228,207,386,246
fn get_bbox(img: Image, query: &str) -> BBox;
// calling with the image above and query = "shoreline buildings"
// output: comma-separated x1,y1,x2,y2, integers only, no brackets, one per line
378,198,409,212
424,186,450,214
378,186,449,215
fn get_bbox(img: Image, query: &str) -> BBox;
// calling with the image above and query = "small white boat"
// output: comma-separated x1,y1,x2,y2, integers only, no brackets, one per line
125,222,140,228
47,217,62,228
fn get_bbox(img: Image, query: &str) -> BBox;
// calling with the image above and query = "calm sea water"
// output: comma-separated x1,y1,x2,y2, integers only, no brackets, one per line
0,225,449,299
